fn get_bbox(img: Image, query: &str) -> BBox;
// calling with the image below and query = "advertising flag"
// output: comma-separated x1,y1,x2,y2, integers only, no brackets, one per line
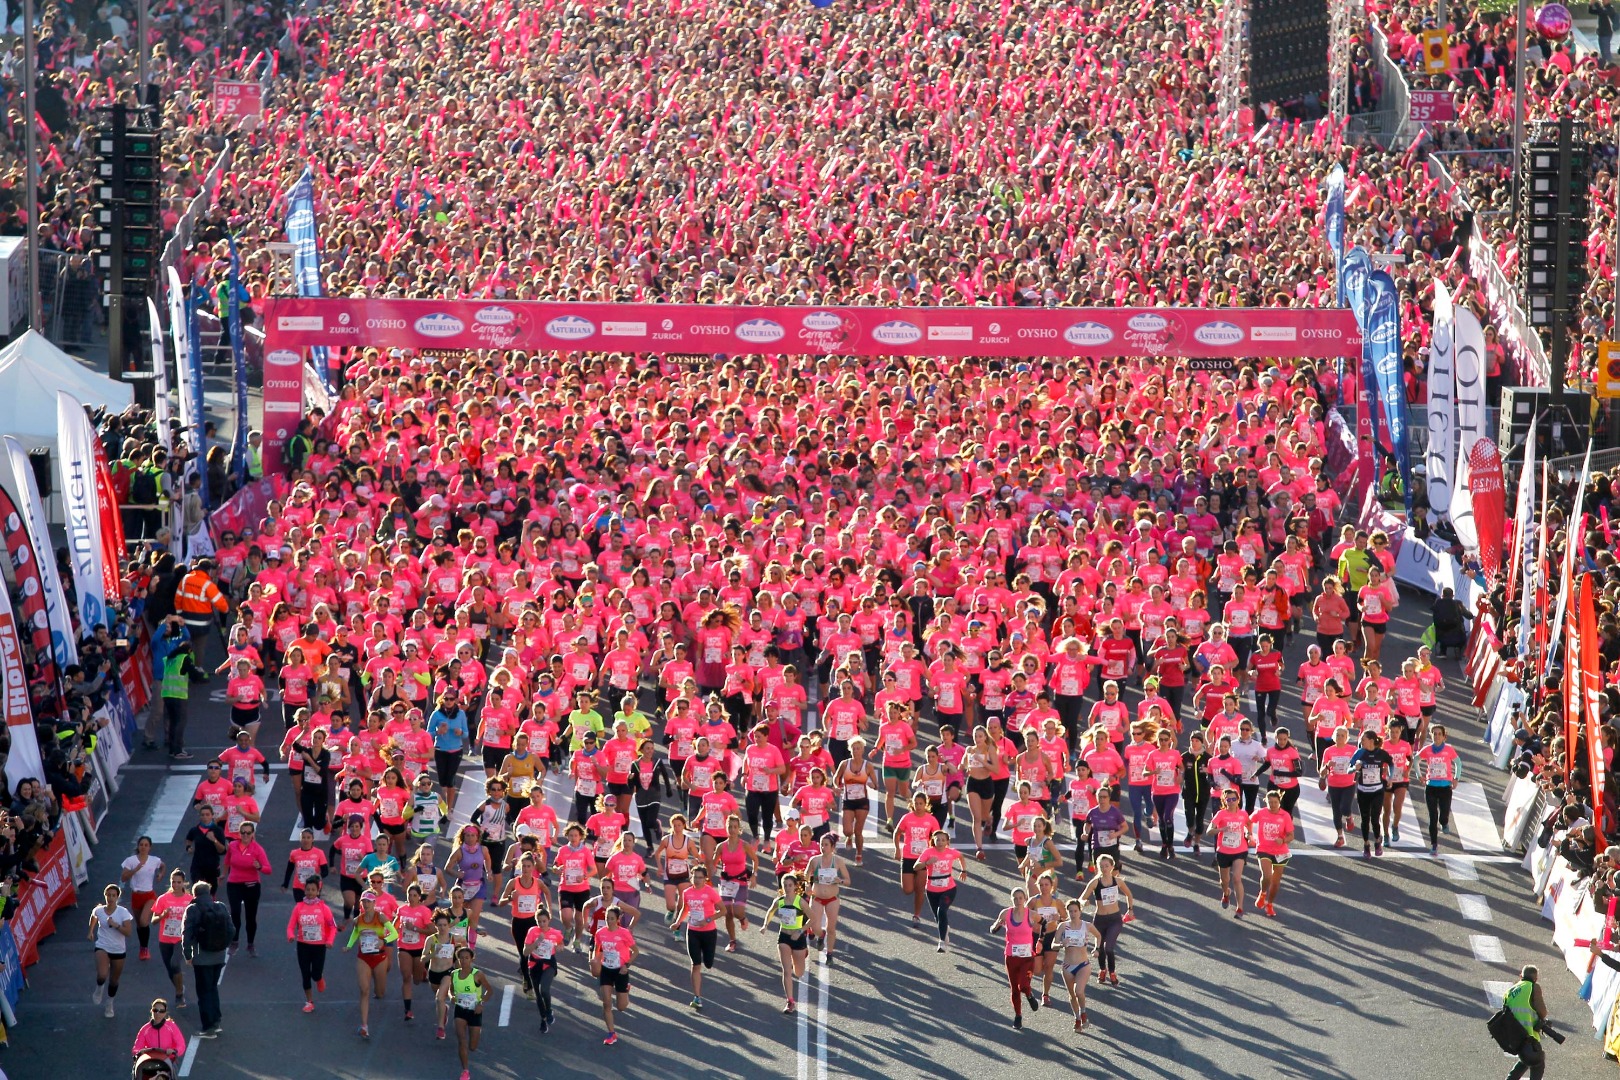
2,436,76,669
1453,306,1489,458
1326,166,1346,305
284,166,332,392
1367,269,1412,513
1468,438,1507,586
147,297,170,451
1426,280,1457,515
56,392,110,633
227,235,250,486
0,584,44,793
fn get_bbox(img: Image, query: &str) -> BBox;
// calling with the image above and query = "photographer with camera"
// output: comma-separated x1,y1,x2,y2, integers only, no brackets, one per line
1494,964,1558,1080
159,623,204,762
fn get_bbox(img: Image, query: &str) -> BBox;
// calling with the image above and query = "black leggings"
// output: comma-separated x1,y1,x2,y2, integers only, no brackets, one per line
925,885,956,942
531,959,557,1016
300,782,329,834
1254,690,1279,736
1094,910,1123,974
637,802,664,849
226,881,261,945
745,791,779,839
1276,786,1300,819
1183,791,1209,840
1152,794,1179,847
1328,786,1355,832
1425,785,1454,847
511,916,536,991
1162,684,1185,720
295,941,326,990
573,793,595,824
1356,790,1385,846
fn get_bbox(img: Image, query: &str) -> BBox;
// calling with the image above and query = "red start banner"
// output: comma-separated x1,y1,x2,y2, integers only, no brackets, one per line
258,299,1361,473
262,299,1361,359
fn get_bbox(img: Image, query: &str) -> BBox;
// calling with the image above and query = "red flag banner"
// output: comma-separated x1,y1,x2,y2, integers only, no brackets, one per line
1582,574,1608,828
9,831,76,967
90,439,126,601
1468,439,1507,586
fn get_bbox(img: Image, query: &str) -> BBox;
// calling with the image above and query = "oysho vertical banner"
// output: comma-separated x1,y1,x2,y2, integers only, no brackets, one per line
2,436,76,669
260,337,303,477
226,235,250,486
284,166,333,392
1426,280,1457,516
1368,269,1412,514
1453,306,1489,459
147,297,171,451
56,392,109,634
1325,166,1346,306
0,583,45,794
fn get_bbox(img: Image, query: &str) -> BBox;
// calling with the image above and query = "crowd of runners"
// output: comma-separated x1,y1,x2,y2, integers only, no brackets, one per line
93,328,1482,1077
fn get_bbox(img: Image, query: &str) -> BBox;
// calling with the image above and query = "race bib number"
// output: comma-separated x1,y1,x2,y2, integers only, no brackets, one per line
751,773,771,792
1064,928,1088,947
517,893,538,916
455,992,477,1009
437,943,455,959
162,915,184,938
360,932,381,955
667,858,688,876
844,784,867,802
534,940,555,960
602,948,622,969
1010,943,1032,958
817,867,837,884
719,881,740,900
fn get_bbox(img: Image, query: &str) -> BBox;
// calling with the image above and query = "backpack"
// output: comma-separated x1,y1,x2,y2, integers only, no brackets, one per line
1487,1007,1527,1055
130,468,159,506
198,899,234,952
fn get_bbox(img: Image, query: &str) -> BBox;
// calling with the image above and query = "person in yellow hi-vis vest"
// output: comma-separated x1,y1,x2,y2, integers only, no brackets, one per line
1502,965,1549,1080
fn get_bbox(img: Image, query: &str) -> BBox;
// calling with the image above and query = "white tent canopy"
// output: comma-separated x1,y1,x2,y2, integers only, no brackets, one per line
0,330,133,452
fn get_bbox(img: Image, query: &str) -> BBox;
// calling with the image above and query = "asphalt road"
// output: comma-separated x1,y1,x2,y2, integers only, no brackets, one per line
6,596,1608,1080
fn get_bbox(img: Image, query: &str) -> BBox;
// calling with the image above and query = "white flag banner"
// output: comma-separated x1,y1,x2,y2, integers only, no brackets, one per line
1452,450,1478,550
2,435,77,668
57,391,110,632
1453,306,1489,459
147,296,171,451
167,267,194,451
1426,280,1457,515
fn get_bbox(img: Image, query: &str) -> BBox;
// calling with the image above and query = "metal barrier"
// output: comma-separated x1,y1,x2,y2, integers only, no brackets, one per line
1347,23,1413,149
39,248,101,350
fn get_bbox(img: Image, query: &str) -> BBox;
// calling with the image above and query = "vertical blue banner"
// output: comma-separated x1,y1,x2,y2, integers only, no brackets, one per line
1325,166,1346,307
226,235,250,489
1343,245,1378,447
186,289,208,508
1368,269,1413,514
285,167,333,391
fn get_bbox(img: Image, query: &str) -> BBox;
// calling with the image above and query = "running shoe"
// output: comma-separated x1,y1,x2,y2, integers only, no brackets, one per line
690,996,703,1010
229,942,240,956
912,915,921,927
1374,843,1384,857
1026,991,1040,1013
1080,1009,1089,1030
405,1009,414,1020
139,948,150,961
604,1033,618,1045
92,986,103,1005
461,1071,471,1080
725,940,737,953
1108,972,1119,986
1346,819,1356,833
358,1026,369,1039
1075,1015,1083,1032
436,1026,446,1040
1362,848,1371,859
1264,902,1277,917
247,943,257,958
1441,823,1451,835
172,752,194,761
936,942,946,953
1041,994,1051,1007
104,1000,115,1019
1255,896,1265,911
540,1015,550,1034
303,1002,315,1013
197,1028,219,1040
1220,891,1230,909
1333,837,1345,849
176,995,187,1010
525,986,535,999
1430,844,1440,856
316,978,326,992
1234,907,1244,919
1013,1015,1023,1029
1390,826,1401,844
783,999,795,1014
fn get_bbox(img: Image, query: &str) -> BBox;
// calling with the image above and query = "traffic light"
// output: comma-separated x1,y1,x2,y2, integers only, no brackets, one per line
94,102,163,301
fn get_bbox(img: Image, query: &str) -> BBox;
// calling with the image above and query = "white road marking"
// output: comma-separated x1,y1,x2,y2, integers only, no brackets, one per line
498,983,514,1027
1470,935,1506,964
796,967,811,1080
1290,783,1340,847
815,950,830,1079
1282,849,1516,862
1442,855,1480,881
1483,980,1515,1008
1451,783,1505,853
123,764,207,772
177,1033,200,1076
141,775,201,844
1457,894,1494,922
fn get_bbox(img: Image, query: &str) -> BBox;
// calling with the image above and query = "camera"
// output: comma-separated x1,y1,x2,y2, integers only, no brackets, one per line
1541,1022,1566,1045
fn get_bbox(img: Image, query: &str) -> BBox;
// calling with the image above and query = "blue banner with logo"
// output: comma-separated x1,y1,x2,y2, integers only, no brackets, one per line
186,288,208,508
1326,166,1346,306
1368,268,1413,514
226,234,250,489
1343,245,1377,444
0,922,20,1010
285,167,333,392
